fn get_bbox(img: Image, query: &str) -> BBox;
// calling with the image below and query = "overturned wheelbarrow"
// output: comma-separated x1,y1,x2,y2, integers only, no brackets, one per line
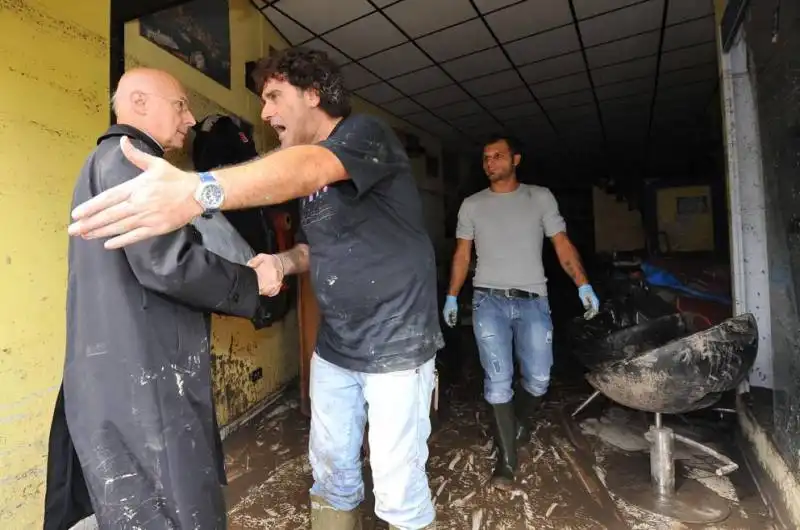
573,313,758,524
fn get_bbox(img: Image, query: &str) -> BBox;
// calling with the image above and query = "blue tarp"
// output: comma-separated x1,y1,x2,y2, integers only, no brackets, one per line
641,261,732,305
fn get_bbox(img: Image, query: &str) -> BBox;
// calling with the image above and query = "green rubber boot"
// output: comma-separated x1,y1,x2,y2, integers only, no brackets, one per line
310,495,362,530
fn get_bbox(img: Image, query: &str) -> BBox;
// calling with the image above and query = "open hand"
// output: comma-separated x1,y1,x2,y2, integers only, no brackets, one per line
248,253,284,297
67,137,202,249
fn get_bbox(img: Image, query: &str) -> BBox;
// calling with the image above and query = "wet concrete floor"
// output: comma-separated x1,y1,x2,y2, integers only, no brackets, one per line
222,334,777,529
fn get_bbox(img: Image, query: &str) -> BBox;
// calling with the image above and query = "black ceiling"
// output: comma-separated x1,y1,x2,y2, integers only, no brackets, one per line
250,0,722,182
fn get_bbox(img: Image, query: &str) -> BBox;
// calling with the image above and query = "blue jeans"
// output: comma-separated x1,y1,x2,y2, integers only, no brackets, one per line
308,353,436,529
472,290,554,404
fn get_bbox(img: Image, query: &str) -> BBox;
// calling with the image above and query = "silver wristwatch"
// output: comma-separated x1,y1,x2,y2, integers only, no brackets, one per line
194,171,225,218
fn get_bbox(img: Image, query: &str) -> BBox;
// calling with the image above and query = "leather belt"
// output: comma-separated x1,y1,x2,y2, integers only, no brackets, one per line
474,287,539,299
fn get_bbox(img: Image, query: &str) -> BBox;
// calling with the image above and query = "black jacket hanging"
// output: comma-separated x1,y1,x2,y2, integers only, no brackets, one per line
192,114,296,328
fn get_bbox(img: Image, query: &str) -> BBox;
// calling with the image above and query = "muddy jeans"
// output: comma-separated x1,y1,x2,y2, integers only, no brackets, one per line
472,290,554,404
309,353,436,529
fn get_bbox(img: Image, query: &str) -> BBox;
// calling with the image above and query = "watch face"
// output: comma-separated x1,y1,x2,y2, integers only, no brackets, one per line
200,183,224,209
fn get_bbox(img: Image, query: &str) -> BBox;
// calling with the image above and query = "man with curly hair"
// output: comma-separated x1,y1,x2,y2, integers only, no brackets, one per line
67,47,443,530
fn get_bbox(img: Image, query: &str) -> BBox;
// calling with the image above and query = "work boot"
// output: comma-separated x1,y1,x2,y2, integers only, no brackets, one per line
515,390,543,433
490,402,519,491
310,495,362,530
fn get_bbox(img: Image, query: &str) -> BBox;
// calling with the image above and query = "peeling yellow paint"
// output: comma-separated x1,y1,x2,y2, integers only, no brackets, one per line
0,0,109,526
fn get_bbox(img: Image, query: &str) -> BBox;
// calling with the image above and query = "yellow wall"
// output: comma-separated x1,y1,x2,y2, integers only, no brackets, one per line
656,185,715,252
593,186,646,252
0,0,109,526
0,0,442,526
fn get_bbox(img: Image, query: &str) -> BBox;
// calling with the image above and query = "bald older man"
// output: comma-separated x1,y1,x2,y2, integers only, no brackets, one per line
43,68,279,530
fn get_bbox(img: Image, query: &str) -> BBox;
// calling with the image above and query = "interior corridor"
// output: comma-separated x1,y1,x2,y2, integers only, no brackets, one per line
222,327,776,530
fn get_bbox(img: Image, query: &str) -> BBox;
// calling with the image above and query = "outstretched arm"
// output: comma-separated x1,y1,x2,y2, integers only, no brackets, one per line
69,115,405,249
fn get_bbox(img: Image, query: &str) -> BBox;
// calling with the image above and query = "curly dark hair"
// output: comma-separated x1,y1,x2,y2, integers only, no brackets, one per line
252,46,351,118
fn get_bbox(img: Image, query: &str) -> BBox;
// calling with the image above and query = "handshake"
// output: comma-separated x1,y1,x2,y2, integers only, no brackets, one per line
248,253,284,297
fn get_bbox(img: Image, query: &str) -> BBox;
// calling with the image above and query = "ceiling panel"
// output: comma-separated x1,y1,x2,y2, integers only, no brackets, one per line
264,7,313,44
381,97,425,115
472,0,521,14
549,103,597,124
494,101,542,120
277,0,374,34
390,65,452,94
436,99,484,119
572,0,646,20
599,92,652,113
658,63,717,89
478,87,533,109
450,111,498,129
518,51,585,85
595,77,653,100
659,41,717,71
662,16,716,51
530,72,591,98
416,19,495,62
504,25,581,66
359,42,432,77
414,84,471,108
355,82,404,104
404,111,451,129
506,114,551,132
579,0,664,47
325,13,407,58
592,56,657,86
485,0,573,43
340,63,380,90
463,69,522,96
656,79,716,103
666,0,714,25
441,47,512,80
585,31,661,68
539,89,595,111
384,0,475,38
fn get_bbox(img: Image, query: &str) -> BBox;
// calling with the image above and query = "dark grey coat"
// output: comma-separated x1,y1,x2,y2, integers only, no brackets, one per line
43,125,261,530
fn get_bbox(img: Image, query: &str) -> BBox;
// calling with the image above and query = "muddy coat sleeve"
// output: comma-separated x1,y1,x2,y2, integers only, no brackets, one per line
93,141,260,318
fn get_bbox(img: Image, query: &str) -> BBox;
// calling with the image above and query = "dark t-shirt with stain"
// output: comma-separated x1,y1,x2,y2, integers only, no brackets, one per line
296,113,444,374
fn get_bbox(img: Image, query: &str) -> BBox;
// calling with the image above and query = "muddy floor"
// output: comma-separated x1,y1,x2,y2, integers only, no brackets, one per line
222,334,777,530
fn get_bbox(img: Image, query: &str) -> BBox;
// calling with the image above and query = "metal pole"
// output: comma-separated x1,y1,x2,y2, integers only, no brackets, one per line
649,413,675,497
572,390,601,417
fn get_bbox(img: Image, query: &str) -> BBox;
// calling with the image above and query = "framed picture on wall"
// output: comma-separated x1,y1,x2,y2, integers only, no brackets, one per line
139,0,232,88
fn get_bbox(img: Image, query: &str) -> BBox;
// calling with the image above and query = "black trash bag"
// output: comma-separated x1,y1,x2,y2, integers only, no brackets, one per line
569,272,678,369
192,114,297,329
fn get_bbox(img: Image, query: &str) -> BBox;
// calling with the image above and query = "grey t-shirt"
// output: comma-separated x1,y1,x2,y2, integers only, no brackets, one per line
456,183,566,296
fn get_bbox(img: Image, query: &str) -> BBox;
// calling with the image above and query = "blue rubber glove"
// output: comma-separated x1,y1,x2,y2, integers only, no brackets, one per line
578,284,600,320
443,295,459,328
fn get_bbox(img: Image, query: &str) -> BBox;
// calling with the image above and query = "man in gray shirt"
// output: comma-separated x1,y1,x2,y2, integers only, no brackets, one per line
443,135,599,490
